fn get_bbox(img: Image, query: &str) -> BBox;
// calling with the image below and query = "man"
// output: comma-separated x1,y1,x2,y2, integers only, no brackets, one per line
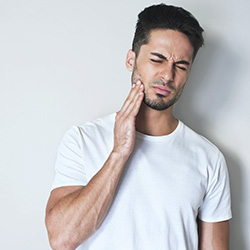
45,4,232,250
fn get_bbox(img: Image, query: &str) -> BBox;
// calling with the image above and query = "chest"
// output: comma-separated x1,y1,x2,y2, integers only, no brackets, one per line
116,141,208,216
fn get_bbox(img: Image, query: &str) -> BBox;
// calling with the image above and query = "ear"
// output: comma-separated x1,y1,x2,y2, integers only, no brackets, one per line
125,49,136,72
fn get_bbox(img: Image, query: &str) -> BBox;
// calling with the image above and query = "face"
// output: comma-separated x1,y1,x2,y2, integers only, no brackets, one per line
127,29,194,111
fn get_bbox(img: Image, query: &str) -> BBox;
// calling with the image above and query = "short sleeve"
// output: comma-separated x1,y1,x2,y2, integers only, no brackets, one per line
51,126,88,190
198,152,232,222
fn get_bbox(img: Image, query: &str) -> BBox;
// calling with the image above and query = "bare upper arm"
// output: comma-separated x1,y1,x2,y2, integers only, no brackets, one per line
46,186,85,215
198,219,229,250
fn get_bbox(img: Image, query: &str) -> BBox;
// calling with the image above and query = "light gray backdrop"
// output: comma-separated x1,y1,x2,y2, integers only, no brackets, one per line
0,0,249,249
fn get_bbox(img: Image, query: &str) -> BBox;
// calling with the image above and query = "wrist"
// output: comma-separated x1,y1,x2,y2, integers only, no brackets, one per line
110,150,130,164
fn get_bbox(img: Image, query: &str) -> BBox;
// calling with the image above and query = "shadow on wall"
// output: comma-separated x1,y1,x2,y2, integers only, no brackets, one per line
174,37,246,249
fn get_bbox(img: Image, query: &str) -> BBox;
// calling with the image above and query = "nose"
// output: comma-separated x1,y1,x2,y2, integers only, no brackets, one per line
159,62,174,83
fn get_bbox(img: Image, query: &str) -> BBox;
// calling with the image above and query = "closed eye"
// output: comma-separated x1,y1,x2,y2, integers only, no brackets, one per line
151,58,188,70
175,60,190,71
175,64,187,71
150,59,163,63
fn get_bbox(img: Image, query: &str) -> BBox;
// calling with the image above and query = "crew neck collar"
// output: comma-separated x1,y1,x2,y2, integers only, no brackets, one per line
135,120,182,142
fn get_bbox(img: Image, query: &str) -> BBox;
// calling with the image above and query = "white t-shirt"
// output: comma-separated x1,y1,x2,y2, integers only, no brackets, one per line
52,113,232,250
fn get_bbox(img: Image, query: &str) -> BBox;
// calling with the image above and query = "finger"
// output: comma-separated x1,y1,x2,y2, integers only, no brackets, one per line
121,82,140,113
125,84,144,117
121,83,143,119
132,91,144,116
120,81,142,114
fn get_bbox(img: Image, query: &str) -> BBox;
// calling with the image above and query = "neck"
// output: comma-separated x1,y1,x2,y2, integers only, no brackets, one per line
135,102,178,136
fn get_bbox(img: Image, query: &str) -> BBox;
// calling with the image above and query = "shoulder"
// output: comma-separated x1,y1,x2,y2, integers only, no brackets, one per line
78,113,116,134
77,113,116,144
64,113,116,140
62,113,116,151
179,121,223,160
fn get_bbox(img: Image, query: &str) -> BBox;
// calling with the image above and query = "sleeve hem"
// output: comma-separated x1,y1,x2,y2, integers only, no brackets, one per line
51,182,87,192
198,213,232,223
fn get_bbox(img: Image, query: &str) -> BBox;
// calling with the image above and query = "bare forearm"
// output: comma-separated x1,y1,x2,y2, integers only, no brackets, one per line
46,152,127,249
198,219,229,250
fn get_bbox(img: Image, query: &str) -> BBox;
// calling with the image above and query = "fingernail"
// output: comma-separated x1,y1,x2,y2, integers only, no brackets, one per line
140,84,143,89
132,83,135,88
136,80,140,85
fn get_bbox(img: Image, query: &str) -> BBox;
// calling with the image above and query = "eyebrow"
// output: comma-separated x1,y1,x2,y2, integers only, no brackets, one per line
150,52,191,66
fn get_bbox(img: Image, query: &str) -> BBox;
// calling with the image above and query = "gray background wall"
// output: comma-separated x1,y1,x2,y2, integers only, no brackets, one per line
0,0,249,249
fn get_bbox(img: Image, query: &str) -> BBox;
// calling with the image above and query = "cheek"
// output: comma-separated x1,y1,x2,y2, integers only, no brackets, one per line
132,65,147,84
174,73,189,88
134,62,162,87
132,71,143,84
176,70,189,80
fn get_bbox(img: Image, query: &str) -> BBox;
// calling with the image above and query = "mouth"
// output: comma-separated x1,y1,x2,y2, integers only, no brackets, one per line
152,85,171,96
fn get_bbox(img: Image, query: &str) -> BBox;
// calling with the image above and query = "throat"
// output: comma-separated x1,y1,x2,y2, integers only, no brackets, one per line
135,103,178,136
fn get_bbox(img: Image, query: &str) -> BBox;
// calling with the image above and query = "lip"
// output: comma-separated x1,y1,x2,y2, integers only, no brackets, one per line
152,85,171,96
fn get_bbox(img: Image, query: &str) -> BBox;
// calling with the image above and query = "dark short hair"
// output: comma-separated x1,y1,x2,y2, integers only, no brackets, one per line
132,4,204,60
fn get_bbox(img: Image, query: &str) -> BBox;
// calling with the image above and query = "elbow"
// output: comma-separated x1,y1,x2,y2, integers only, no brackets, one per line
48,231,91,250
47,228,78,250
48,236,75,250
45,216,76,250
45,215,93,250
48,236,64,250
